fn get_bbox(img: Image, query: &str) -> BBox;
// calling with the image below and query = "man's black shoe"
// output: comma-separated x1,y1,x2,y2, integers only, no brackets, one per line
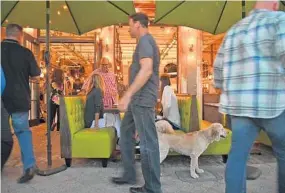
17,167,36,183
111,177,136,185
129,187,146,193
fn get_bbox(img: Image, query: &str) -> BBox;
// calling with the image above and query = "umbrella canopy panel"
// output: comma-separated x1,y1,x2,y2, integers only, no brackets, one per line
155,1,285,35
1,1,135,35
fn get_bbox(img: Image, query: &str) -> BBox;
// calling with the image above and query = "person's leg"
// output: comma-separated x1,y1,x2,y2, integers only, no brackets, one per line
49,102,57,131
261,111,285,193
56,105,60,131
224,115,262,180
225,116,261,193
1,141,13,170
112,110,136,183
132,105,162,193
114,113,121,138
11,112,36,183
1,103,13,170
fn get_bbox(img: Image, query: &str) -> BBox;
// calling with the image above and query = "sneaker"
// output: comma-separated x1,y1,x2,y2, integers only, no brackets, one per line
17,166,36,183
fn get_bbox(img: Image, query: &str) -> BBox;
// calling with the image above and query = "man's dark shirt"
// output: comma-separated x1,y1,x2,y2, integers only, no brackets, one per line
130,33,160,108
1,39,41,114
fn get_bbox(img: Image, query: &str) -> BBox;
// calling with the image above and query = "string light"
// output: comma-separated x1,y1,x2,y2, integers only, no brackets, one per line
57,11,61,15
63,5,68,10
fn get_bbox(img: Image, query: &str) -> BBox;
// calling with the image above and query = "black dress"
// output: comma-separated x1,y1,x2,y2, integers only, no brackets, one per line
84,88,104,128
50,82,63,131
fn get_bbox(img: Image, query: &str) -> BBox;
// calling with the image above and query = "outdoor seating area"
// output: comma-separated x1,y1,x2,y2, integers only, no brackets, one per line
1,1,284,193
56,94,272,167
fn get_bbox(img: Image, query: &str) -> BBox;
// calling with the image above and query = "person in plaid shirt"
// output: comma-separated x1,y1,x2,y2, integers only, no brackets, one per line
214,1,285,193
93,57,118,108
82,57,121,138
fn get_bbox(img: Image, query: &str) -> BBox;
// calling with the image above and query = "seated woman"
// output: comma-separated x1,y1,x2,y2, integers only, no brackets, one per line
84,73,105,129
159,74,181,128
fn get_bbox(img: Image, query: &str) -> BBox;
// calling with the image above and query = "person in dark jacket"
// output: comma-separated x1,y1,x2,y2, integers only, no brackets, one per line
1,24,41,183
84,73,105,129
1,65,14,171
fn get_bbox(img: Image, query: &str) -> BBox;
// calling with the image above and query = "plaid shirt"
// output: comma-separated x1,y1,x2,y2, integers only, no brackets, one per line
95,68,118,108
214,9,285,119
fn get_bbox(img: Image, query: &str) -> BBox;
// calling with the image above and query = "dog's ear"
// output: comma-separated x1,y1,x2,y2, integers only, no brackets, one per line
211,127,221,141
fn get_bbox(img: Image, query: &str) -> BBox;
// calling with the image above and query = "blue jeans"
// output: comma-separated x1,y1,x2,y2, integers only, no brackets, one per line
226,111,285,193
120,104,162,193
11,112,35,170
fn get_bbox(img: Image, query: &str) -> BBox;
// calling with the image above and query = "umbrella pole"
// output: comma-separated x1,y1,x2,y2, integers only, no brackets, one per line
37,0,67,176
242,0,246,18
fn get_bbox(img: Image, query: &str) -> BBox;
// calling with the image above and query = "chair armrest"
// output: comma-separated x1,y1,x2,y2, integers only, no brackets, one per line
60,100,72,158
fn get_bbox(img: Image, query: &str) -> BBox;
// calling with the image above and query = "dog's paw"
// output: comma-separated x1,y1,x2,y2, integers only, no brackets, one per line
191,172,199,179
196,168,204,174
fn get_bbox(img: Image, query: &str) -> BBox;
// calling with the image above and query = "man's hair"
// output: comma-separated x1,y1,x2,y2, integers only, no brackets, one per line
129,13,149,28
6,24,23,37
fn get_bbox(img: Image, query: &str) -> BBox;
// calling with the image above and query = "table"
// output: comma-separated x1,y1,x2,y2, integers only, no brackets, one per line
104,108,120,114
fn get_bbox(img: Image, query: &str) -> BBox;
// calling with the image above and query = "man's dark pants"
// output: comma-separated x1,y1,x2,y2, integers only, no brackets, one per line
119,104,162,193
1,101,13,170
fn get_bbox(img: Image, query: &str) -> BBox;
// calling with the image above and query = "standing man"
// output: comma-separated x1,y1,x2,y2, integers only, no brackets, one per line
214,1,285,193
1,24,41,183
112,13,162,193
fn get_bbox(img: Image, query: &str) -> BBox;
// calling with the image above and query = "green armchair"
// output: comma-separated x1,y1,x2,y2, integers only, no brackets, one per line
171,94,232,158
60,96,116,168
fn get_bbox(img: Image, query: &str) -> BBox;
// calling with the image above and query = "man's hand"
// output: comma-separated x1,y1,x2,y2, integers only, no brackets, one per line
118,93,131,112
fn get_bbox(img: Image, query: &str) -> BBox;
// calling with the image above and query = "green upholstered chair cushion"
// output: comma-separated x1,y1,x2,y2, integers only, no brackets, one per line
60,96,116,159
177,95,192,133
72,127,116,158
257,130,272,146
64,96,86,136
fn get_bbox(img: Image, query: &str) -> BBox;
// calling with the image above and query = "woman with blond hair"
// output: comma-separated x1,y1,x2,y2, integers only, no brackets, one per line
84,73,105,128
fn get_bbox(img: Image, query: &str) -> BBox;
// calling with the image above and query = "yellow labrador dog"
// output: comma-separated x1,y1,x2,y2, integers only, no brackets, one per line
156,122,227,179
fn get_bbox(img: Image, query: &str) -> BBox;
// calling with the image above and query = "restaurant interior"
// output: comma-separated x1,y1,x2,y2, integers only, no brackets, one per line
1,0,226,126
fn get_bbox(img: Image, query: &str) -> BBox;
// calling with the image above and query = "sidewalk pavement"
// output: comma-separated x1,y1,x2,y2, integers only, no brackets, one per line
1,124,278,193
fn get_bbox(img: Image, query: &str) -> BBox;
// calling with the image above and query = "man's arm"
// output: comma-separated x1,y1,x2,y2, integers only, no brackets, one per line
94,113,99,128
27,49,41,79
213,41,225,89
276,14,285,68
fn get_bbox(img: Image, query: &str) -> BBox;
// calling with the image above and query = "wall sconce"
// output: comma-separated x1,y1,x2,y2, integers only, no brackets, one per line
105,38,109,52
105,44,109,52
189,44,194,52
40,67,47,78
208,74,213,80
